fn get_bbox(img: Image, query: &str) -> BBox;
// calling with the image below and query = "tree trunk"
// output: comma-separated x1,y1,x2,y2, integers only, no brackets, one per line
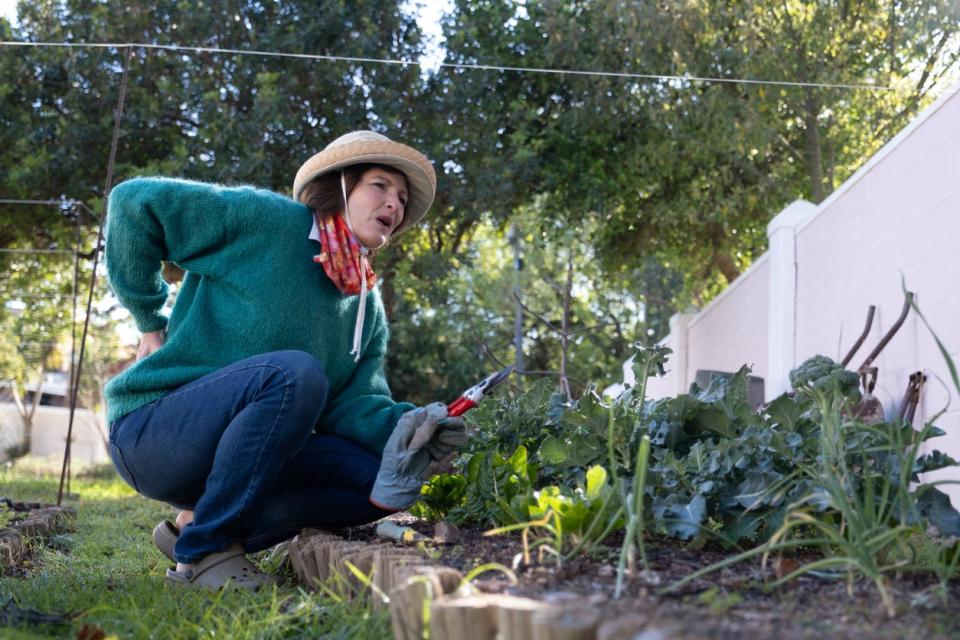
378,250,401,320
11,366,45,457
559,245,574,401
803,90,826,203
509,223,525,373
714,253,741,284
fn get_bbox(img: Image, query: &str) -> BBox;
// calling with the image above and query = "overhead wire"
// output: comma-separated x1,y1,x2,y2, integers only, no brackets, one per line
0,39,906,92
0,199,98,219
0,248,74,255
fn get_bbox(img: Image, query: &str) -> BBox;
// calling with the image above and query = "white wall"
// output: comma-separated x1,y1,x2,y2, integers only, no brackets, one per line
792,84,960,498
0,403,109,464
648,81,960,501
687,256,770,390
646,257,771,400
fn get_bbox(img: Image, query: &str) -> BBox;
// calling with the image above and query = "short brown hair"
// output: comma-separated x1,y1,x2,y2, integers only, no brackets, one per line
298,163,406,220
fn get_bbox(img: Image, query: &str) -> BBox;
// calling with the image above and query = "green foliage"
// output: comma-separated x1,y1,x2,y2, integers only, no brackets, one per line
465,378,564,459
0,502,15,528
662,295,960,616
524,466,621,541
429,338,960,614
441,0,960,318
452,445,536,527
4,1,958,411
409,473,466,522
789,354,861,399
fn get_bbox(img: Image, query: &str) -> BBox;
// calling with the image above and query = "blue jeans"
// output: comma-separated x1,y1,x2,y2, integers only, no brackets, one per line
108,350,391,563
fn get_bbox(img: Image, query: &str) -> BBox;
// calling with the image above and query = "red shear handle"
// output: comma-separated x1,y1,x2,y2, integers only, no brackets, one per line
447,397,477,417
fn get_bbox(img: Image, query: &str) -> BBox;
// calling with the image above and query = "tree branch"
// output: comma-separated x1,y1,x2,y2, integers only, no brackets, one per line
512,291,559,331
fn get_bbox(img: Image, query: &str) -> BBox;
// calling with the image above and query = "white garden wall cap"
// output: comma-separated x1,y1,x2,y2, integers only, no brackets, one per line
767,199,817,234
292,130,437,236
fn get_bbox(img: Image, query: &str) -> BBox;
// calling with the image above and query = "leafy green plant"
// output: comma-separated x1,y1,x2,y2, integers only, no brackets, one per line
434,299,960,611
464,379,566,459
530,466,622,543
452,446,537,526
409,474,466,522
664,387,950,617
663,291,960,617
607,345,670,597
616,433,650,598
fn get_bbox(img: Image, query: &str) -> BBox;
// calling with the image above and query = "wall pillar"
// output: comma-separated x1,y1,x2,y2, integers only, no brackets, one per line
668,312,695,395
766,199,817,400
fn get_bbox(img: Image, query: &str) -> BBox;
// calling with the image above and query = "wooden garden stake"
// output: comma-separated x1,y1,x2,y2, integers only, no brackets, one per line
389,568,454,640
338,544,393,596
299,538,322,587
291,531,339,589
287,536,307,584
531,606,601,640
0,531,24,569
495,595,553,640
430,595,501,640
325,542,362,594
596,614,651,640
372,551,424,609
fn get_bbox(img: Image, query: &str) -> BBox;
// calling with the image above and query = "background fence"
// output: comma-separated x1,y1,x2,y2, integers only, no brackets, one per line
646,80,960,502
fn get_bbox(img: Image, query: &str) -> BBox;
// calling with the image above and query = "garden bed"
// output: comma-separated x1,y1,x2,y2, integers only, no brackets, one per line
302,517,960,639
343,342,960,638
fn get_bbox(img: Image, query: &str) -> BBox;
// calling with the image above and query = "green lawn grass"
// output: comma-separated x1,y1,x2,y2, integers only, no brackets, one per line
0,459,391,639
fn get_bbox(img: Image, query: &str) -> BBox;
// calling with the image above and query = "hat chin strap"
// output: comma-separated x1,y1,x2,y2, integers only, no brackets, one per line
341,171,370,362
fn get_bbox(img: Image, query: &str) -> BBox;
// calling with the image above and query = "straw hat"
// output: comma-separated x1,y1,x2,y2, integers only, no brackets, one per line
293,131,436,236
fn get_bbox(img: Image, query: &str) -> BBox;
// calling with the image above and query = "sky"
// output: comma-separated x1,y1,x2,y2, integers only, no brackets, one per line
0,0,15,25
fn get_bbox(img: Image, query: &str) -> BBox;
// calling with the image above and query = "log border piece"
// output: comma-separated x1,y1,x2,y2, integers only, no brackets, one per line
289,528,665,640
0,505,76,572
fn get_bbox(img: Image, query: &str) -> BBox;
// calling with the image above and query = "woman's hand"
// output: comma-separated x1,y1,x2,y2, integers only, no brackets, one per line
137,330,166,360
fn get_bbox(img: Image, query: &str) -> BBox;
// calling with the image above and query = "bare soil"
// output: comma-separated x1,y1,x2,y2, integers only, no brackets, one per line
339,517,960,640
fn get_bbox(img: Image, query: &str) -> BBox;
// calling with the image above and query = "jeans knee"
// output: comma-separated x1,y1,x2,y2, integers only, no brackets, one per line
271,350,328,409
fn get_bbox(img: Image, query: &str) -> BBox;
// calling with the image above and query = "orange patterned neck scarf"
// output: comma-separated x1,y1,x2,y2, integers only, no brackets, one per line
313,213,376,295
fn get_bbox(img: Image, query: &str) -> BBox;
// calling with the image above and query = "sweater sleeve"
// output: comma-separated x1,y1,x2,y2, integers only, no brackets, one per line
105,176,270,333
319,300,416,455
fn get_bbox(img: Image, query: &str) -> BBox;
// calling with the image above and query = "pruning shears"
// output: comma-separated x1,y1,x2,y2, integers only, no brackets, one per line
446,365,514,417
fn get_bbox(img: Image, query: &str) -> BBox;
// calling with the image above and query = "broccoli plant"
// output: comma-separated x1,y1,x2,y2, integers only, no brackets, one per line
789,355,861,400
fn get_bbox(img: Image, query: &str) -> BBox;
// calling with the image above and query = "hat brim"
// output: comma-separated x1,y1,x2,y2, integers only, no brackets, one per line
293,139,436,236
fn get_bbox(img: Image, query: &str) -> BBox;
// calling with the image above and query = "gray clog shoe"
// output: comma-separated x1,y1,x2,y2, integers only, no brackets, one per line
165,543,278,591
153,520,178,563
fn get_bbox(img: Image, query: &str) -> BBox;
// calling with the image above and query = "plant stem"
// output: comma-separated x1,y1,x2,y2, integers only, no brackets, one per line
634,435,651,571
614,354,655,598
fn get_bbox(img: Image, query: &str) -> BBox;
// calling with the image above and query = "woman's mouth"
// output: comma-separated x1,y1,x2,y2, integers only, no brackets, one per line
375,216,392,230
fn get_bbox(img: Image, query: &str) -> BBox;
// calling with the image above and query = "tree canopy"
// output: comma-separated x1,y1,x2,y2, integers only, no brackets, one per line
1,0,958,405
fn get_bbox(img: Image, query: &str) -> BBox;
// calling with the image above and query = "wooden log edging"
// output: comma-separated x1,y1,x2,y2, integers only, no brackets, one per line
288,528,671,640
0,505,76,571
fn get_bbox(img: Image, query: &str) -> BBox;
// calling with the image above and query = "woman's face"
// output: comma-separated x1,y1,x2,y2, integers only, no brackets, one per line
346,167,408,249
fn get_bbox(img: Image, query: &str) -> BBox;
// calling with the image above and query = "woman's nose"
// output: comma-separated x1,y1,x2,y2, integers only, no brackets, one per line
385,192,400,211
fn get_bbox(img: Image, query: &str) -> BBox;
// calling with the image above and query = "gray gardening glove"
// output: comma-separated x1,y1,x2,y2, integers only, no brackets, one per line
370,403,450,511
423,416,468,461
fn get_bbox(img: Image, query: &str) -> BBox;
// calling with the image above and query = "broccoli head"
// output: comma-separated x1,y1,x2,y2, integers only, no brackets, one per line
789,355,861,398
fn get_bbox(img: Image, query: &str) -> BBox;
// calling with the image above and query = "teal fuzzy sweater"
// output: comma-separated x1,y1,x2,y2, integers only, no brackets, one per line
103,176,414,454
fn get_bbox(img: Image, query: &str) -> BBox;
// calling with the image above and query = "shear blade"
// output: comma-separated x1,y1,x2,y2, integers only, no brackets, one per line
481,365,514,395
